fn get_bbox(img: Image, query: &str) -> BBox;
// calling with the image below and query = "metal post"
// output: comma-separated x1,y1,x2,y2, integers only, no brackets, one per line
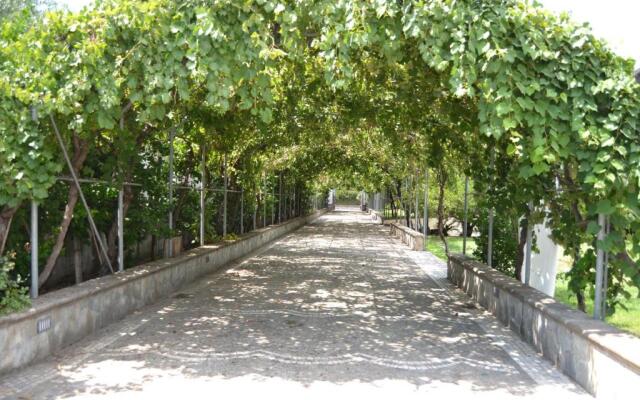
200,145,206,246
252,196,257,232
462,176,469,255
117,189,124,272
278,173,282,223
50,115,113,273
424,170,429,246
488,209,494,267
487,148,495,268
168,127,175,257
262,177,267,227
240,188,244,234
263,183,267,227
603,217,610,317
223,154,227,237
30,201,38,299
415,176,419,230
594,213,606,320
271,186,275,225
524,201,533,286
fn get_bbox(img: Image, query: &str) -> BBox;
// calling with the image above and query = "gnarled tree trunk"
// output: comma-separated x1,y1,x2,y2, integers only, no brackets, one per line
0,205,19,256
38,133,89,288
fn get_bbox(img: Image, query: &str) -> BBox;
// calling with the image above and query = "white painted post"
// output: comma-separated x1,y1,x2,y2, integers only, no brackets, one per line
594,213,606,320
117,189,124,272
30,201,38,299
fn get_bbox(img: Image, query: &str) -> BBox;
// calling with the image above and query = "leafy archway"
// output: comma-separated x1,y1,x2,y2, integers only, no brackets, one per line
1,0,639,314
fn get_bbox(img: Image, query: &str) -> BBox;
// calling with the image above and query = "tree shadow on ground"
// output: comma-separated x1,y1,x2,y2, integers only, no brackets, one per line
0,206,589,399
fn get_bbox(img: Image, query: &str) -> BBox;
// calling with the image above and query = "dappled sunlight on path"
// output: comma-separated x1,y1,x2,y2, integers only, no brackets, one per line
0,205,590,399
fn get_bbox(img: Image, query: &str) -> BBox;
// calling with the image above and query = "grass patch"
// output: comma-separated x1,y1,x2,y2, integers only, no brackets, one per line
425,237,640,336
426,236,476,261
555,274,640,337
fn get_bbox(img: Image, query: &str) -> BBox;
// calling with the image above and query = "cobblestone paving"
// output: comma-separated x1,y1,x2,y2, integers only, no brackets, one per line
0,206,590,399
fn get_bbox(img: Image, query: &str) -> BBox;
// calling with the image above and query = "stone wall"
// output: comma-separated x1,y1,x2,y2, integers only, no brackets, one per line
368,209,384,225
448,253,640,397
390,223,424,251
0,209,329,376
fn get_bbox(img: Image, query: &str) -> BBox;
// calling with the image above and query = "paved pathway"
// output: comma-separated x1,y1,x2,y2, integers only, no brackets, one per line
0,206,590,399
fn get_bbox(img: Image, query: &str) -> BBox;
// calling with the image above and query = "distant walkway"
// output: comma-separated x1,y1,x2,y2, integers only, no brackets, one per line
0,206,589,399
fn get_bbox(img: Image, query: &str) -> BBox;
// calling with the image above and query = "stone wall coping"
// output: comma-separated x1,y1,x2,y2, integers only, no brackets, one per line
449,253,640,374
390,222,424,237
0,212,321,329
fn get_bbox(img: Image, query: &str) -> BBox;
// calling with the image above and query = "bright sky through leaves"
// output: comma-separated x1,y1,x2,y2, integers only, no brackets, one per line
537,0,639,67
55,0,639,68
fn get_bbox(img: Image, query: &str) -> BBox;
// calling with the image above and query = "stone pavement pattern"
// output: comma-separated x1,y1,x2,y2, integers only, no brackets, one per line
0,206,590,399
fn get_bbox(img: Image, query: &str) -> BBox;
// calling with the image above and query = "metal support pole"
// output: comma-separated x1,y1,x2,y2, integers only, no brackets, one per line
487,148,495,268
278,173,282,223
253,197,257,232
168,127,175,257
415,176,419,231
50,115,113,273
424,170,429,246
30,201,38,299
200,145,206,246
462,176,469,255
262,177,267,227
271,186,275,225
603,217,610,317
524,201,533,286
223,154,228,237
117,189,124,272
594,213,606,320
240,188,244,234
488,209,494,268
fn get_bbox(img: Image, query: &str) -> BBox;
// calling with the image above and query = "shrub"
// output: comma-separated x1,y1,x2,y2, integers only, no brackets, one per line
0,253,30,316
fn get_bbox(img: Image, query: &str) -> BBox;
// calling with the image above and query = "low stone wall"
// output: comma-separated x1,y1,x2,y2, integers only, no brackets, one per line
0,209,329,376
368,209,384,225
448,254,640,397
389,223,424,251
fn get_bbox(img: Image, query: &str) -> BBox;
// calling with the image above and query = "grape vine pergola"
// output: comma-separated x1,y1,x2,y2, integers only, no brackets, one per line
1,0,639,321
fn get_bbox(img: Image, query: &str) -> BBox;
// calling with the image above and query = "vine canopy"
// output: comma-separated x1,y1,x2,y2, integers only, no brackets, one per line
0,0,639,286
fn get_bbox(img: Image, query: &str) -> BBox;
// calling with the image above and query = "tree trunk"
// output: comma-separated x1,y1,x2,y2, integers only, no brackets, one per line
436,168,449,259
106,184,135,267
0,205,19,256
38,133,89,288
514,215,528,282
576,290,586,313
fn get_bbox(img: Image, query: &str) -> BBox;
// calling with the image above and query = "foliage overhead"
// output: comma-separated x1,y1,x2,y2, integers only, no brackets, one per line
0,0,639,309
